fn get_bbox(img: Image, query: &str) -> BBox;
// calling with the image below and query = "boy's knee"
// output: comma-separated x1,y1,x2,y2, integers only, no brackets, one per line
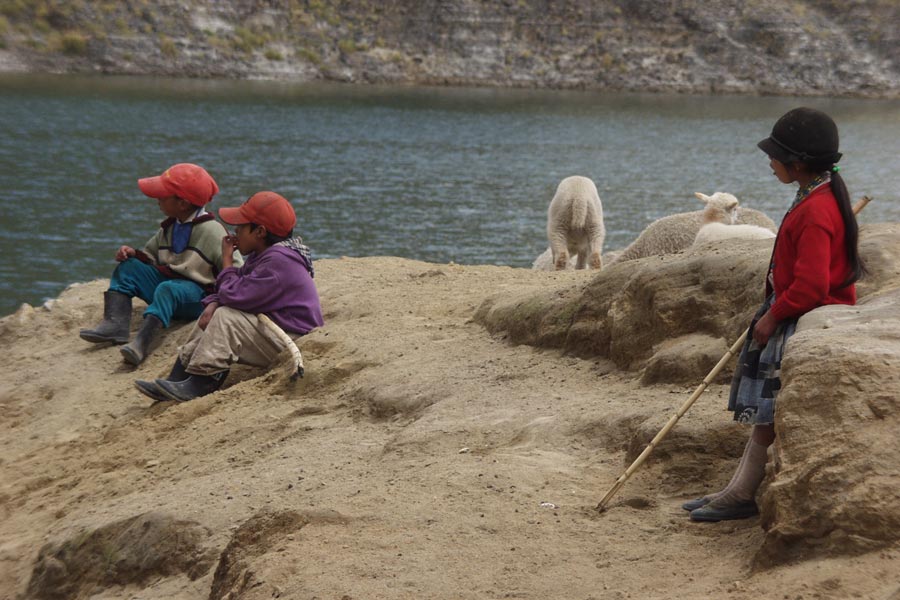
153,280,179,300
112,257,145,278
208,306,240,326
154,280,201,302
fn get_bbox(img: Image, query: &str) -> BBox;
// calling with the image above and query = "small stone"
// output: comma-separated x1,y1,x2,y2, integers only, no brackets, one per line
458,447,471,454
145,460,160,468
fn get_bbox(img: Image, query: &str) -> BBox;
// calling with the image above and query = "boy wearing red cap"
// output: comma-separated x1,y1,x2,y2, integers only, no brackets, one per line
135,191,324,402
80,163,242,366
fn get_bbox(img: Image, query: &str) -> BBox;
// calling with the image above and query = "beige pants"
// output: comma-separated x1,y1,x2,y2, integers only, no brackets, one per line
178,306,290,376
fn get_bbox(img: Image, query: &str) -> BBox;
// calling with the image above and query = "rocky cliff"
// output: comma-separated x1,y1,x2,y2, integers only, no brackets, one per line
2,0,900,97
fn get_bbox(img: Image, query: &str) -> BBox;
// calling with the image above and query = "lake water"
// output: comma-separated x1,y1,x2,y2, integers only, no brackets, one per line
1,74,899,316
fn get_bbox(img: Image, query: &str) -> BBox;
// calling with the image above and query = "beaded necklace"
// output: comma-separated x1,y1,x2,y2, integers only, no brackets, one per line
789,171,831,211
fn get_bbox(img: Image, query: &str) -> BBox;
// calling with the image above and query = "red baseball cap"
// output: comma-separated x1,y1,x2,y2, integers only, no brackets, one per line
138,163,219,207
219,191,297,237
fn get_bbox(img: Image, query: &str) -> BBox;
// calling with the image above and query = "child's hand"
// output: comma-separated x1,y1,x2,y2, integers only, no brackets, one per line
752,310,778,347
115,246,136,262
221,235,237,268
198,302,219,330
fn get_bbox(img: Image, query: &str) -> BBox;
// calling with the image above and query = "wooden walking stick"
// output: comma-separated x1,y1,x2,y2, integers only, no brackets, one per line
596,195,872,512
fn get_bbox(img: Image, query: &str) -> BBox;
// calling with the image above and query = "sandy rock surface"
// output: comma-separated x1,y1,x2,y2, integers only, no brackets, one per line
1,248,899,599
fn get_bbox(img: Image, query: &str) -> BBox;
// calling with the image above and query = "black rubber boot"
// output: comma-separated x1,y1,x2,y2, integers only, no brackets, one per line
154,370,228,402
79,291,132,344
120,315,164,366
134,358,189,402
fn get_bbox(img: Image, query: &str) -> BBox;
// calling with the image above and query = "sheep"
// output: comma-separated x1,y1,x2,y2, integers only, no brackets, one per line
693,221,776,247
544,175,606,270
607,192,776,265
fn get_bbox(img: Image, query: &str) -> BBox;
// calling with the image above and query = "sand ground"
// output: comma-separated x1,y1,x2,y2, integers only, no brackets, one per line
1,257,897,599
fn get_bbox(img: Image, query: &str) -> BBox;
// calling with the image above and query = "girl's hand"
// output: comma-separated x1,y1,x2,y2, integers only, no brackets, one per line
221,235,237,268
198,302,219,331
115,245,136,262
752,310,778,347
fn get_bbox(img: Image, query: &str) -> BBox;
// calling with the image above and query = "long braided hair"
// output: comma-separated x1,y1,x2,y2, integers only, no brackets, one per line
805,161,865,287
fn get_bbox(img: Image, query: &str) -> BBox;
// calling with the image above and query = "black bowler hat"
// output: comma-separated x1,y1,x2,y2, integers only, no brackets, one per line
758,107,842,165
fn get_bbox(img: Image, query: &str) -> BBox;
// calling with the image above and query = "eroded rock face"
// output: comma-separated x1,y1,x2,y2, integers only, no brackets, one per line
25,512,215,600
478,223,900,386
476,235,773,379
208,509,348,600
2,1,900,96
756,287,900,566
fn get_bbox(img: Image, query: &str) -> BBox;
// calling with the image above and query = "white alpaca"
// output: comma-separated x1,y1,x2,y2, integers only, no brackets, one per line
693,222,776,247
545,176,606,270
532,247,575,270
608,192,776,265
692,192,776,246
532,248,622,271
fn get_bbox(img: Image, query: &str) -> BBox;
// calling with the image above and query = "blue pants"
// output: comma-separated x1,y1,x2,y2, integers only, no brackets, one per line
108,258,205,327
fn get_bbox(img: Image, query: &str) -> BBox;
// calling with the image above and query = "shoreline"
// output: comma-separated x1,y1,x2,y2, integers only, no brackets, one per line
3,60,899,101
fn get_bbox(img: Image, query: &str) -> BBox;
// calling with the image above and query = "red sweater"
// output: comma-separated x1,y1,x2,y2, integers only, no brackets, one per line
768,182,856,321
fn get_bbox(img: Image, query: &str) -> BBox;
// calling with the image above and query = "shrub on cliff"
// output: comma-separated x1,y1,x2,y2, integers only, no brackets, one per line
59,31,86,55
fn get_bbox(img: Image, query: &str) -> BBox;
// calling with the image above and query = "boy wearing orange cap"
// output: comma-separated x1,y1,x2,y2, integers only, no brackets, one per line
135,191,324,402
80,163,242,366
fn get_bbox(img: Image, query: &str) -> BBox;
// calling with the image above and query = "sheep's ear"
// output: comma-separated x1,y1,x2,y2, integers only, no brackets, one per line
695,192,711,205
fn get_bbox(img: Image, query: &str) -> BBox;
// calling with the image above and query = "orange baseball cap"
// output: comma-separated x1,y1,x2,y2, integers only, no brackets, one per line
219,191,297,237
138,163,219,207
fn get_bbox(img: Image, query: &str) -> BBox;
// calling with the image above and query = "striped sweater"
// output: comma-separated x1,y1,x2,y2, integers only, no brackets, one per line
134,214,243,290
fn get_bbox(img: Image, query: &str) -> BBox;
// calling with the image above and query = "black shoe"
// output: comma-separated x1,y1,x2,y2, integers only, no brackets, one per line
690,501,758,522
80,291,132,344
154,371,228,402
682,496,715,512
134,379,170,402
120,315,163,366
134,359,190,402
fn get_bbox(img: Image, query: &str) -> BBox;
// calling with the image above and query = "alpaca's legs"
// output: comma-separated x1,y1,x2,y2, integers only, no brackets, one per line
574,251,587,270
549,232,569,270
588,231,604,270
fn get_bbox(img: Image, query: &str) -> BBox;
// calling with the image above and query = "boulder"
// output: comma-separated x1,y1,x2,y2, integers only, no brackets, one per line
756,286,900,566
479,223,900,386
25,512,215,600
208,509,348,600
640,333,730,385
478,236,772,379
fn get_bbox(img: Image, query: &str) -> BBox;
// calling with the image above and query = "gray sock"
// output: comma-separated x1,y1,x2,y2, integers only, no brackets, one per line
698,435,754,502
708,439,768,507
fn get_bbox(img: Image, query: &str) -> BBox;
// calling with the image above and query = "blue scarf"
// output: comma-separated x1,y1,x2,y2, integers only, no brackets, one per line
171,209,203,253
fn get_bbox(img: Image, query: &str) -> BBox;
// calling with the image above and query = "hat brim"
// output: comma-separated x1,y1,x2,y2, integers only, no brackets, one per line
218,206,250,226
137,176,173,200
757,137,793,164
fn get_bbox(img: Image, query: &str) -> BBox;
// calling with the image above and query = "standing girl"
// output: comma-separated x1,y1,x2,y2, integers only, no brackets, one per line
685,107,865,522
